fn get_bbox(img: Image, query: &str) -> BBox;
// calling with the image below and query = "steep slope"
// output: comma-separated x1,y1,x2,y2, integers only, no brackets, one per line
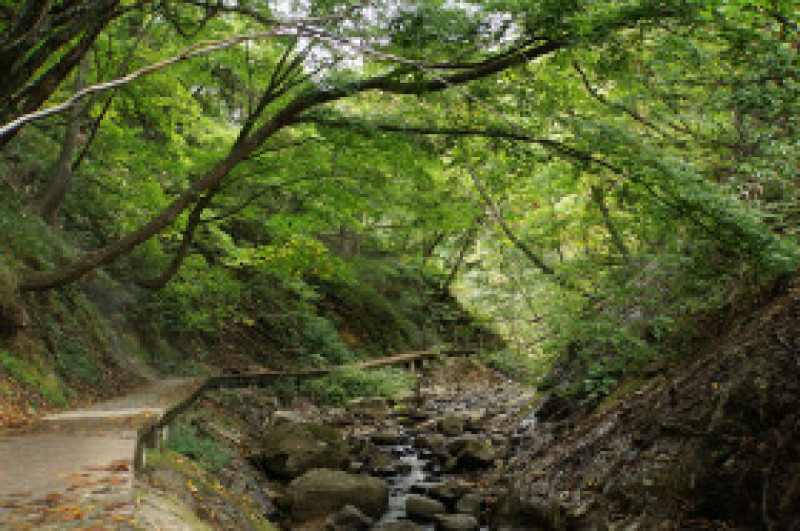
501,279,800,529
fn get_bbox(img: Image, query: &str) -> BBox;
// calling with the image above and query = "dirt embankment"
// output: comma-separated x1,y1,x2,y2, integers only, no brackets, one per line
503,281,800,529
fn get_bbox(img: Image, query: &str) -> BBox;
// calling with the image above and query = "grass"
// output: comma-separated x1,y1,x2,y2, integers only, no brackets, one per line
166,420,231,473
0,348,67,406
145,449,277,530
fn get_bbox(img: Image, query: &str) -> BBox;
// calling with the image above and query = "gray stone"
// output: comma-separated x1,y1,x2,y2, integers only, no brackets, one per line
288,469,389,521
454,438,495,470
250,420,349,479
325,504,374,530
434,513,479,530
440,414,465,437
371,430,407,445
405,494,447,522
430,481,466,505
455,493,482,517
374,521,424,531
363,448,394,473
415,433,449,458
346,397,390,417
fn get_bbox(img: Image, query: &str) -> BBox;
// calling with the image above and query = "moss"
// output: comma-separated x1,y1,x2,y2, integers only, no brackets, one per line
166,421,232,473
145,450,277,530
594,377,646,415
0,349,67,406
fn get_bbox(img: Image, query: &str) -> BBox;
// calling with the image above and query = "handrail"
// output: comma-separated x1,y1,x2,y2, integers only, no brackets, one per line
134,348,473,469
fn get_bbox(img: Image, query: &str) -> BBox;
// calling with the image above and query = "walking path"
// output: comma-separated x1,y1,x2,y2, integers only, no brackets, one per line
0,350,452,528
0,377,205,528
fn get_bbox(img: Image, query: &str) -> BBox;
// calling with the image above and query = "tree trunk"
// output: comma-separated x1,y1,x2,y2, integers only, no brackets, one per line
591,185,630,261
467,167,589,297
31,58,88,224
137,189,217,290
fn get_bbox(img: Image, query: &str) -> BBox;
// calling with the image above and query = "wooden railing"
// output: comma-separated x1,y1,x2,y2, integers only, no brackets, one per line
135,348,473,469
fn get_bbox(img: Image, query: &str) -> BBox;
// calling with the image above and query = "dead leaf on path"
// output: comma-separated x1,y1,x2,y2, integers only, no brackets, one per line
101,501,128,510
86,461,131,473
0,501,23,509
42,492,64,506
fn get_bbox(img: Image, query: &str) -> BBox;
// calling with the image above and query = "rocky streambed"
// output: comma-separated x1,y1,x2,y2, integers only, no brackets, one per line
243,358,538,530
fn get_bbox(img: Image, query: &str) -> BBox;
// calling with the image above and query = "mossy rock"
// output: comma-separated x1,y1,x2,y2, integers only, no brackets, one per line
288,469,388,521
250,420,349,479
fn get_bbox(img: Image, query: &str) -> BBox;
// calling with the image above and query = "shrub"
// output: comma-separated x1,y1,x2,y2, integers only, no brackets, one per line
166,421,231,473
306,367,415,405
56,338,100,384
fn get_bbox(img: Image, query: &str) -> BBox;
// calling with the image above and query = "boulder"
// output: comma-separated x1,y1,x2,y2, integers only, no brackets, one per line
363,448,396,476
491,493,566,530
374,521,424,531
415,433,449,458
440,414,465,437
455,493,482,517
346,397,390,417
288,469,388,521
405,494,446,522
371,429,407,445
453,438,495,470
434,513,479,530
250,420,349,479
430,481,467,506
325,504,374,530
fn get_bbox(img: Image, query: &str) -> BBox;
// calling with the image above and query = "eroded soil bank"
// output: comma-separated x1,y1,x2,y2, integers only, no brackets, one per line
506,282,800,529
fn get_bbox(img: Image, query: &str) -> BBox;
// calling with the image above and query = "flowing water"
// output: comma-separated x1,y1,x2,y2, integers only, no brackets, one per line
373,431,436,530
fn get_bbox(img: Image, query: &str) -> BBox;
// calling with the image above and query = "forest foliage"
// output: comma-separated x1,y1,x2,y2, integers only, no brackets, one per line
0,0,798,398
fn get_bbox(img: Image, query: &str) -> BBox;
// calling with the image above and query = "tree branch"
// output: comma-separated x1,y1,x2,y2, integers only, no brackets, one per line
0,14,347,138
137,188,217,290
17,31,564,291
72,14,153,172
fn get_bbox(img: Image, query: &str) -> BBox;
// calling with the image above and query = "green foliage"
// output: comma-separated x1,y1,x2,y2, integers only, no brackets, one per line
306,367,415,406
583,362,621,401
1,0,798,402
300,315,354,366
475,349,536,381
141,256,243,335
0,199,65,268
166,421,231,473
226,235,352,281
0,349,67,406
56,338,100,385
0,349,38,387
0,255,17,298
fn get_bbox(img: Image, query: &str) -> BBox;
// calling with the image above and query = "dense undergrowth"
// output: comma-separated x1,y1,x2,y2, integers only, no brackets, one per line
0,186,496,413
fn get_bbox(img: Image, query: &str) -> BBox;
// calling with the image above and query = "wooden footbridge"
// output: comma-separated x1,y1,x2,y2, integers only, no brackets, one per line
0,348,463,527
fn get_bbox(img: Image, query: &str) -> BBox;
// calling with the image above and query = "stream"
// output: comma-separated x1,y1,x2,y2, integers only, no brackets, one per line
373,432,433,529
238,359,537,530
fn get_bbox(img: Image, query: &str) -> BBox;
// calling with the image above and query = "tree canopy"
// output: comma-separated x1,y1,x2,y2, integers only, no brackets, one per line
1,0,798,384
